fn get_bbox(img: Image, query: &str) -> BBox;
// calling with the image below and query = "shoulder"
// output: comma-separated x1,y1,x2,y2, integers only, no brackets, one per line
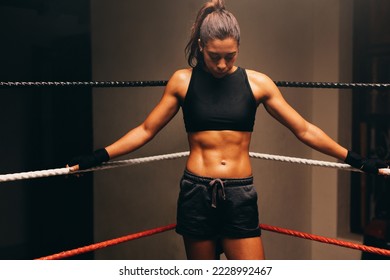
170,68,192,82
245,69,275,91
245,69,280,102
165,68,192,97
167,68,192,89
169,68,192,86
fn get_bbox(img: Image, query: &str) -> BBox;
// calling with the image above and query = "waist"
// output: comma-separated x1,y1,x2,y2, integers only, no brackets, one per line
186,131,252,177
183,169,253,186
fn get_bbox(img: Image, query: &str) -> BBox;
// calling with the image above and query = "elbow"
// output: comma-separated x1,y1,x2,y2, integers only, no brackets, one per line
294,122,311,144
295,130,308,144
140,123,158,143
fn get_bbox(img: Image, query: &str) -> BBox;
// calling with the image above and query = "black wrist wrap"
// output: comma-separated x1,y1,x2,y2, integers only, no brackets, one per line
344,151,364,170
69,148,110,170
93,148,110,163
345,150,387,174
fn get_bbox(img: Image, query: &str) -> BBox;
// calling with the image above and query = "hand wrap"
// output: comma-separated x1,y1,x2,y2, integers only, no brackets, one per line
68,148,110,170
344,150,388,174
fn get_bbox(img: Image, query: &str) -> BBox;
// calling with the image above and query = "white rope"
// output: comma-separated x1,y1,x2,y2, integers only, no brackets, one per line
1,151,388,183
0,152,189,183
249,152,390,175
249,152,358,171
0,167,72,183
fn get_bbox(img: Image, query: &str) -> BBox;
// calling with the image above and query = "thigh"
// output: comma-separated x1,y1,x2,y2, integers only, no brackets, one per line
176,177,218,239
183,236,219,260
222,184,261,238
222,236,265,260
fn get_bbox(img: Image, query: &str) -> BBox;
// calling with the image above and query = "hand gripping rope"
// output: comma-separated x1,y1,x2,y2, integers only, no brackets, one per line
0,151,389,259
1,151,389,183
1,79,389,259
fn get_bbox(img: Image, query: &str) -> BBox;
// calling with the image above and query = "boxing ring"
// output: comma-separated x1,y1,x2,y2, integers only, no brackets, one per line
1,79,389,260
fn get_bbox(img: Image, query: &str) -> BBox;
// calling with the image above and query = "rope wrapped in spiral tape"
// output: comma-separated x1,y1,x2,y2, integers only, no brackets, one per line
0,81,168,88
275,81,390,89
1,80,390,89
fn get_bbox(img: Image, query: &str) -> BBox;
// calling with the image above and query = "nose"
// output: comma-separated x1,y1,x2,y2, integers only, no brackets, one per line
216,59,227,71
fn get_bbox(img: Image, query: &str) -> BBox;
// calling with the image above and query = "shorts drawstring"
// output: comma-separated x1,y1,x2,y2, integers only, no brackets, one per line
209,179,226,208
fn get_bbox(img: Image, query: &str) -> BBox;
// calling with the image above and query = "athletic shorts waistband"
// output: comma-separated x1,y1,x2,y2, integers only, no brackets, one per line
183,169,253,187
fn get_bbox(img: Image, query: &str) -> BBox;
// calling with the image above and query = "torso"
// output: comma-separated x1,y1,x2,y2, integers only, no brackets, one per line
175,66,265,179
182,66,257,133
186,130,253,178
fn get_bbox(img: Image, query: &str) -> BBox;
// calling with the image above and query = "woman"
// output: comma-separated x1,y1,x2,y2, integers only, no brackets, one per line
69,0,388,260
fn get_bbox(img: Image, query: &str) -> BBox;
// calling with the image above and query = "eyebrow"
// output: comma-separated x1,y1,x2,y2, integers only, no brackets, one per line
207,51,237,56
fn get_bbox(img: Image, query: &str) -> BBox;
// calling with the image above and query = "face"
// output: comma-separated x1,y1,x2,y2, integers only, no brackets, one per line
199,37,239,78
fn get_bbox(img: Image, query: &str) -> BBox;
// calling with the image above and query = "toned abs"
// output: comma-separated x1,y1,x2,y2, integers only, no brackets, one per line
186,130,252,178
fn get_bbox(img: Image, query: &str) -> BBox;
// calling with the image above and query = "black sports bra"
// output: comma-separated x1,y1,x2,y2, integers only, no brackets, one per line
182,66,257,132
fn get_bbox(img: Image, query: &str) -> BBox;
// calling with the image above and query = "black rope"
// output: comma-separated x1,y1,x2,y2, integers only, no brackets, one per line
0,81,168,88
0,80,389,90
275,81,390,90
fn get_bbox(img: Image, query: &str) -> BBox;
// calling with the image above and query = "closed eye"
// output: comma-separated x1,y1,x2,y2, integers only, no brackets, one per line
208,53,236,61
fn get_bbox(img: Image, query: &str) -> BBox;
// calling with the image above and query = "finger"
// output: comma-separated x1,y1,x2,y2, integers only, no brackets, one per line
69,164,80,172
378,168,390,176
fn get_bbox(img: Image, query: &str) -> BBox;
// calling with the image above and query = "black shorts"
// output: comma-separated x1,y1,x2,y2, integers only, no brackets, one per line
175,170,261,240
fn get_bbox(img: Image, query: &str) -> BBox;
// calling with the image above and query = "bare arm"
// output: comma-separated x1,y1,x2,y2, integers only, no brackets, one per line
105,70,189,159
248,70,348,161
68,69,190,171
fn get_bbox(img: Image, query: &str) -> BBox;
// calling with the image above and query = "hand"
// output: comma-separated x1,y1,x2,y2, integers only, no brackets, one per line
67,148,110,172
378,168,390,177
345,150,389,175
66,163,80,172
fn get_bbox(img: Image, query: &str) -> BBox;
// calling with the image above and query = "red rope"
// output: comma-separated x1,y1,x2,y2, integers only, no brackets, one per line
36,223,176,260
260,224,390,257
36,223,390,260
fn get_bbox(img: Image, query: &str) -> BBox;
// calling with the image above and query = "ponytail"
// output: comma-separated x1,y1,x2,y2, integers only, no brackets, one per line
185,0,240,67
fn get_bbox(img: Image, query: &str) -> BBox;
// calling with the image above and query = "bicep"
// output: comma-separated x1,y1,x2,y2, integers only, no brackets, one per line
142,90,181,135
262,82,308,137
141,72,187,136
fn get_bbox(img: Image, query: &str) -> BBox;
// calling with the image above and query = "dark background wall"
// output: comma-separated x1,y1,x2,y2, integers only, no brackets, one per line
1,0,387,260
0,0,93,259
1,0,353,260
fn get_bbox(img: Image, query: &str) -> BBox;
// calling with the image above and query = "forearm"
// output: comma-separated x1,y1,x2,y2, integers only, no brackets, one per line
105,124,154,159
294,123,388,175
296,123,348,161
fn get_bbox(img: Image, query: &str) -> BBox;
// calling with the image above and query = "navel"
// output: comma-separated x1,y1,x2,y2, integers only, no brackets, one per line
221,160,227,166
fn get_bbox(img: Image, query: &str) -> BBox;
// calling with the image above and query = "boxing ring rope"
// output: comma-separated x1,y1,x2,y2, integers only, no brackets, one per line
36,224,177,260
0,151,372,183
1,79,389,259
1,151,388,259
36,223,390,260
1,80,390,89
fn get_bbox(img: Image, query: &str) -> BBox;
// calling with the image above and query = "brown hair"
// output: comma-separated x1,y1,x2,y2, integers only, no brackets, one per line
185,0,240,67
